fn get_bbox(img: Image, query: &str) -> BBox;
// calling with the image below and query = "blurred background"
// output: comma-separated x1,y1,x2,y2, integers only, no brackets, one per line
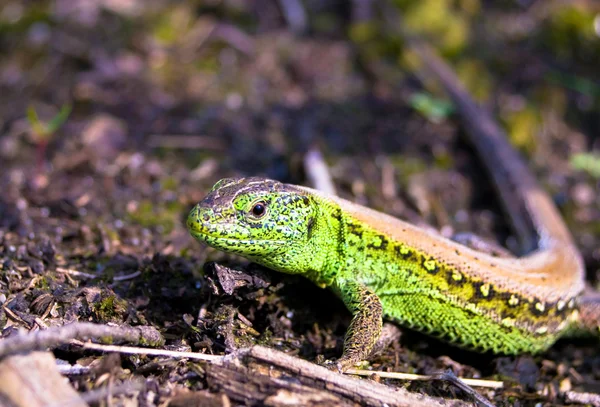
0,1,599,404
1,0,599,262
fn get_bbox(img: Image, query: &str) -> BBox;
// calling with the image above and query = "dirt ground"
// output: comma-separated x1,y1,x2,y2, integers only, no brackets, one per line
0,1,599,406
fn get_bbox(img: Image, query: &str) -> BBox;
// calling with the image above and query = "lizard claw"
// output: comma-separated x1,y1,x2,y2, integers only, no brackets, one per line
321,359,344,373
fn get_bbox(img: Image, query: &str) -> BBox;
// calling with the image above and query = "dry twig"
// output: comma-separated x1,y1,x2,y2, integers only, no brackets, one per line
0,322,164,359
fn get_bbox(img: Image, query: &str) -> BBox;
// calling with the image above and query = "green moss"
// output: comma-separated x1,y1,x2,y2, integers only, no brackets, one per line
128,199,183,234
0,6,50,34
409,92,454,122
152,5,194,45
397,0,474,55
570,153,600,179
539,4,600,65
257,328,273,346
98,335,114,344
502,104,541,154
161,177,179,192
433,150,454,170
348,22,379,44
532,85,568,117
389,156,429,184
456,59,492,102
92,294,128,322
34,276,51,290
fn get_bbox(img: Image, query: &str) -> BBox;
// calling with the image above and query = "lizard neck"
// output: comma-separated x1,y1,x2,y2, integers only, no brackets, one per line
303,198,346,288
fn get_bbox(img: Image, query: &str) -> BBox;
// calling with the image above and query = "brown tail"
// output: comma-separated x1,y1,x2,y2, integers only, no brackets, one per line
575,291,600,336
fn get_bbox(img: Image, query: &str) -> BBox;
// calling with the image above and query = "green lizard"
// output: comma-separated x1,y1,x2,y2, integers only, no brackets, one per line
187,40,599,371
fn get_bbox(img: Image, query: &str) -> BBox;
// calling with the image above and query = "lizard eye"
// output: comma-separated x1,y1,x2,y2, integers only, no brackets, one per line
250,201,267,218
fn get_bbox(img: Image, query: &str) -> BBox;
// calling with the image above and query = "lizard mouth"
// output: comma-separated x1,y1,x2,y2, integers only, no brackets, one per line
189,229,287,246
187,206,286,246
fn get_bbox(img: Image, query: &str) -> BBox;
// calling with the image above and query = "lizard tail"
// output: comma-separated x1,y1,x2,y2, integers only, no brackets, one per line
576,292,600,336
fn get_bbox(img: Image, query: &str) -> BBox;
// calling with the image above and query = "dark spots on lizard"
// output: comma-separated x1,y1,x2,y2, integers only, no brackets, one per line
367,234,389,251
446,269,465,285
331,208,342,221
394,244,416,262
421,255,439,275
507,293,520,307
530,300,549,316
347,223,363,239
307,217,315,239
471,281,494,301
554,299,571,316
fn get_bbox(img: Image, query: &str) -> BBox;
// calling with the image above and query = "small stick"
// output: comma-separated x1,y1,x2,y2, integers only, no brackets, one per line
345,368,504,389
564,391,600,407
112,270,142,282
71,340,223,362
55,267,98,279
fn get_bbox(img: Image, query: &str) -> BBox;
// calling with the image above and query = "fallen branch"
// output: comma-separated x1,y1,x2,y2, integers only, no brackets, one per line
62,339,491,405
226,345,473,407
0,322,164,359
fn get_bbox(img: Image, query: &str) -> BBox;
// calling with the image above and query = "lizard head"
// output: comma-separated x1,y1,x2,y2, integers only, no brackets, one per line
187,177,324,273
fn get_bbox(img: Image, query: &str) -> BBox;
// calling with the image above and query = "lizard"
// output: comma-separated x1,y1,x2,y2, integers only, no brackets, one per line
186,38,599,372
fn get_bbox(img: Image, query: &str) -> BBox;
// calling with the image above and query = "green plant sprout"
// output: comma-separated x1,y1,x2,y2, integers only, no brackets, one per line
570,152,600,179
409,92,454,123
26,103,72,172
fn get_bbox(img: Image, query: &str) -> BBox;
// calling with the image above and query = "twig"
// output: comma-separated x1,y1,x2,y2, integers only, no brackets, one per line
112,270,142,282
71,340,223,362
428,371,496,407
345,368,504,389
564,391,600,407
55,361,91,376
0,322,164,358
55,267,98,279
304,147,337,195
213,23,256,56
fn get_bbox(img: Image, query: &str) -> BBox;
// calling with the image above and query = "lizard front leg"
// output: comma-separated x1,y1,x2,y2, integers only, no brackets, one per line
333,279,383,372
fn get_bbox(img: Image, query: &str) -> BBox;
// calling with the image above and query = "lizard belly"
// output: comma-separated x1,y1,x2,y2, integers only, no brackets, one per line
377,285,560,354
